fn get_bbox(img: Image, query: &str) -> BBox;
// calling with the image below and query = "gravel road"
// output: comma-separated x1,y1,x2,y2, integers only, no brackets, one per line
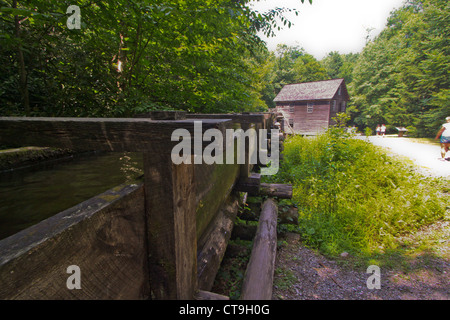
363,135,450,179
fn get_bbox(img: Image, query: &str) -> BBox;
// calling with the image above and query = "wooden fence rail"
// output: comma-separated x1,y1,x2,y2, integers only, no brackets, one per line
240,198,278,300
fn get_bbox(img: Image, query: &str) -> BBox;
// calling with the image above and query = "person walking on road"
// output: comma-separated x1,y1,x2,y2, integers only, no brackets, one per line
376,125,381,136
380,124,386,137
435,116,450,161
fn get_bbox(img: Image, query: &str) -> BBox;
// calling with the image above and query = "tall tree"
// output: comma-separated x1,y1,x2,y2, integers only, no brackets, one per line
321,51,343,79
349,0,449,136
0,0,312,117
292,53,328,83
12,0,29,115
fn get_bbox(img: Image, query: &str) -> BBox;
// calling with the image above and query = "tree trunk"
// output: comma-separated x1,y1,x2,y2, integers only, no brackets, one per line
13,0,30,115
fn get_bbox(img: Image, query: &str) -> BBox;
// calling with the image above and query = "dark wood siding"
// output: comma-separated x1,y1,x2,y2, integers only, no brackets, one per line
293,101,330,134
275,101,330,135
329,84,347,125
273,80,350,135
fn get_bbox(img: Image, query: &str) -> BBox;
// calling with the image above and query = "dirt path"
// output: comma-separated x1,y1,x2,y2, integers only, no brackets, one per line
272,226,449,300
364,135,450,179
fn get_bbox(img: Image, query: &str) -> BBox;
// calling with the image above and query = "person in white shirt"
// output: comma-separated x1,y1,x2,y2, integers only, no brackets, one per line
380,124,386,137
435,116,450,161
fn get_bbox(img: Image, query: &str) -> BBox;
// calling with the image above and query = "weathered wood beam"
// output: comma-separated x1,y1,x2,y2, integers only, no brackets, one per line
134,110,186,120
0,183,148,299
144,152,197,300
0,117,230,152
239,123,256,179
259,183,293,199
240,198,278,300
197,194,239,291
186,113,267,124
239,182,292,199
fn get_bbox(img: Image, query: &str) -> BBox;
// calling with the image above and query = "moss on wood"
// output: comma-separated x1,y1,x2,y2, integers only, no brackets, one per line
0,147,74,171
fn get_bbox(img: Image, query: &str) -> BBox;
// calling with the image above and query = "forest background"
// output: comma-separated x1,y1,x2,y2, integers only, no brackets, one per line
0,0,448,137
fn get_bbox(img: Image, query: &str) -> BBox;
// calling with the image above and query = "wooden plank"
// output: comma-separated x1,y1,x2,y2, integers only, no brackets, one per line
0,183,149,299
186,113,266,124
259,183,293,199
194,161,240,244
189,113,265,176
143,152,197,300
197,193,239,291
243,183,293,199
240,198,278,300
0,117,230,152
134,110,186,120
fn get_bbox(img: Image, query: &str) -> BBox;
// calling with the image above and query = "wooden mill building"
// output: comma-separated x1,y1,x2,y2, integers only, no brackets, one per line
273,78,349,135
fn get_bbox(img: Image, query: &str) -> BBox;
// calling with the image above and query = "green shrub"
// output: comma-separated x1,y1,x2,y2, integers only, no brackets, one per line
406,125,417,137
265,126,449,258
364,127,373,137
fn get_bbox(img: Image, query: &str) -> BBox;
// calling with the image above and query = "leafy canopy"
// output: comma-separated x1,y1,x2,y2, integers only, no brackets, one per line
0,0,311,117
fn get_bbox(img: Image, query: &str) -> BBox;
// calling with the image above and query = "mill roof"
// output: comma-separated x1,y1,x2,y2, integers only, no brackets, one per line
274,78,349,102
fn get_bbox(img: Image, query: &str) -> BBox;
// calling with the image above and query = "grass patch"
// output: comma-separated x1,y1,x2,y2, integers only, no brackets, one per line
264,114,449,262
274,267,297,292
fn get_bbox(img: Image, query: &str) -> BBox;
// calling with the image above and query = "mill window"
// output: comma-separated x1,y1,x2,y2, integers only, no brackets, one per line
331,100,336,112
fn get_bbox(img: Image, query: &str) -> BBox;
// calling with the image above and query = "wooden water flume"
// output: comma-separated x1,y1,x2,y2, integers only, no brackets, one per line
0,111,293,300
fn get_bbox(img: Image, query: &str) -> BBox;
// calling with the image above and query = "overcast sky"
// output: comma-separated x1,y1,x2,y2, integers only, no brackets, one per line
249,0,406,60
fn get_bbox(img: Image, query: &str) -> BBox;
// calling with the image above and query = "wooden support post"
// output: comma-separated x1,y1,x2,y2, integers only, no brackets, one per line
239,123,254,179
240,198,278,300
144,152,197,300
